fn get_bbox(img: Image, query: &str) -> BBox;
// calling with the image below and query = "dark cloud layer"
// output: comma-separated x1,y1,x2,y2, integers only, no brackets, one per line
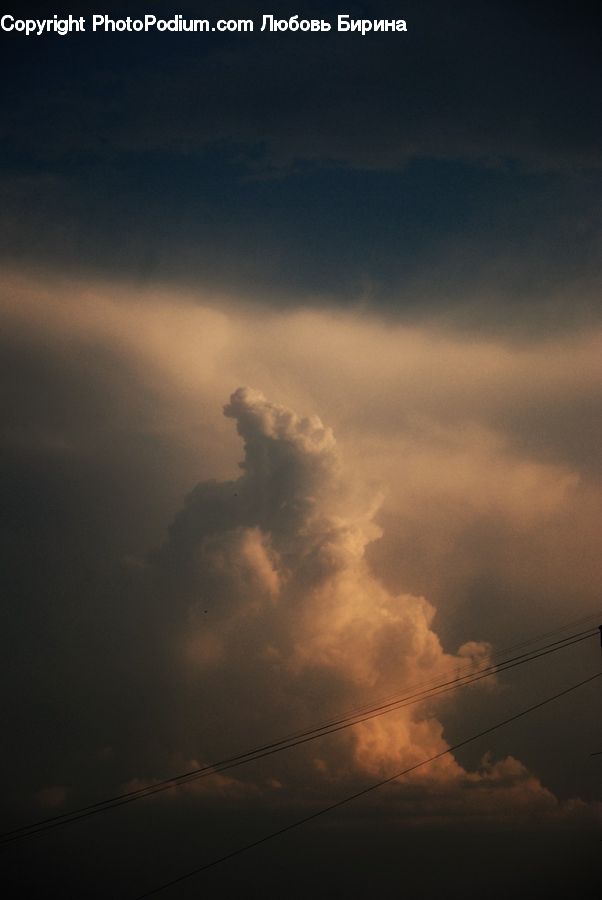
0,1,600,328
3,2,600,171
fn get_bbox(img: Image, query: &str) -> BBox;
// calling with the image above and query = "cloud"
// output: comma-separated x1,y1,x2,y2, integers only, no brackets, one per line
99,383,493,798
375,753,602,829
137,386,596,826
2,2,599,175
1,4,600,333
1,270,601,827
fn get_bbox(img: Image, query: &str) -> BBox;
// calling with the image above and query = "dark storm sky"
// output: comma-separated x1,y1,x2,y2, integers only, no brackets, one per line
1,1,600,327
1,3,601,898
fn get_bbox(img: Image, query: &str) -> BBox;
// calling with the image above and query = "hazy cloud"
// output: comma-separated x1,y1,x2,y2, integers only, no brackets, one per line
1,270,600,830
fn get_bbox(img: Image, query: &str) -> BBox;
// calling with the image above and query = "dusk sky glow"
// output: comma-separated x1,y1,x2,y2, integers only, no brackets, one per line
1,3,601,897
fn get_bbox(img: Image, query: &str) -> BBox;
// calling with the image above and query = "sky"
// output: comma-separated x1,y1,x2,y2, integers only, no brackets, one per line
1,2,601,897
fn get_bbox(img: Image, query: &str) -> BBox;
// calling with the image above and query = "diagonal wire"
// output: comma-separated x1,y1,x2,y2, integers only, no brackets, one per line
133,671,602,898
1,627,597,844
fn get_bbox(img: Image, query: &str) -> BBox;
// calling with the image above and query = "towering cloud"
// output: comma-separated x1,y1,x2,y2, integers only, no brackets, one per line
143,387,600,827
150,387,490,783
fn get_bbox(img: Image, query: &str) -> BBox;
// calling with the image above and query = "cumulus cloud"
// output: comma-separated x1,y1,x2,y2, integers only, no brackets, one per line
2,272,600,827
135,385,596,826
145,387,485,779
375,753,602,829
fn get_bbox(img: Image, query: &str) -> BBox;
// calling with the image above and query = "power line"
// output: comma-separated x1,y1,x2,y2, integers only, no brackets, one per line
2,629,596,843
2,627,597,844
132,671,602,898
281,610,602,731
